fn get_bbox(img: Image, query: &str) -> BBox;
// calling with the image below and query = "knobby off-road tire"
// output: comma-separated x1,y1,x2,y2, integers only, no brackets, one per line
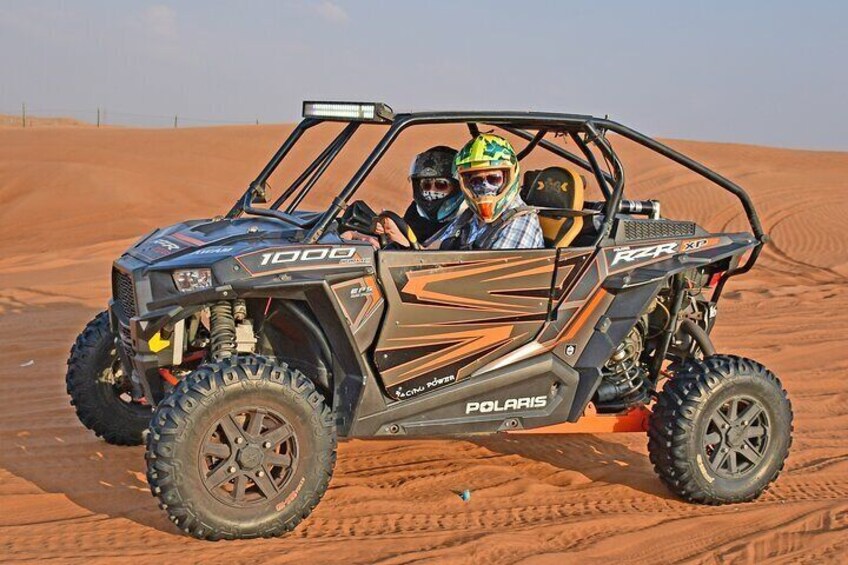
648,354,792,504
146,356,336,540
66,311,152,445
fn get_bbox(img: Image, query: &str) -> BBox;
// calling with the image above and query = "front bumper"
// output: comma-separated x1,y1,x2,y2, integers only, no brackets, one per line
111,257,200,404
109,303,161,402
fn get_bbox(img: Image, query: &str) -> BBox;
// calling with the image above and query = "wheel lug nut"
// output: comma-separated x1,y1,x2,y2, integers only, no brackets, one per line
741,420,748,426
227,466,237,474
234,437,244,445
263,441,271,449
257,470,265,477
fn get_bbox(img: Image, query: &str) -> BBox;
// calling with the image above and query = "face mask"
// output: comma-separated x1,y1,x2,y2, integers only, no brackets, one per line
421,189,450,201
471,180,501,198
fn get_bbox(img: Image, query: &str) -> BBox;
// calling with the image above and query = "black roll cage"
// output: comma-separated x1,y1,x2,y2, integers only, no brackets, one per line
227,109,768,297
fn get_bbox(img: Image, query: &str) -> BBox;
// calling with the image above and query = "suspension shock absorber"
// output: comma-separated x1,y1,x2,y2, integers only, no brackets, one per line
209,300,236,360
595,325,649,412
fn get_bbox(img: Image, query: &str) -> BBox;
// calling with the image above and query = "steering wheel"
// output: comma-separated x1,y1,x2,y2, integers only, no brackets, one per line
377,210,422,250
338,200,378,234
338,201,421,249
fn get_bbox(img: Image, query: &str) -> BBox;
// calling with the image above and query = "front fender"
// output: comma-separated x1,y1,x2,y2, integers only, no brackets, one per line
301,282,384,436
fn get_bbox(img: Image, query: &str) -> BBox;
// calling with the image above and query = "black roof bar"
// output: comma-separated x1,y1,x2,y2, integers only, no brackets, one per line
233,105,763,266
594,119,765,240
270,122,356,210
514,129,547,161
227,118,319,218
286,122,360,212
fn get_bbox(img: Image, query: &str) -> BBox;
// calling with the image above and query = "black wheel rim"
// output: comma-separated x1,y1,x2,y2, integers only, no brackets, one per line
702,395,770,479
199,407,298,506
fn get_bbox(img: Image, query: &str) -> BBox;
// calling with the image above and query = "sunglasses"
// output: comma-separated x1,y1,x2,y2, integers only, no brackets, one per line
461,170,506,191
417,178,454,191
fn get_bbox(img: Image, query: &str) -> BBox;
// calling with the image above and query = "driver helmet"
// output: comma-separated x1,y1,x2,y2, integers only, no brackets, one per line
453,134,520,223
409,146,463,222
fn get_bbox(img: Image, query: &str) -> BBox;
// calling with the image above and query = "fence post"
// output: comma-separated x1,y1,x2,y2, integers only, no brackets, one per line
97,107,101,128
174,115,178,128
22,102,26,128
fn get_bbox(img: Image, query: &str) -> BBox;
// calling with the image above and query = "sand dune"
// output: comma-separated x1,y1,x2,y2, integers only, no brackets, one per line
1,121,846,563
0,114,93,129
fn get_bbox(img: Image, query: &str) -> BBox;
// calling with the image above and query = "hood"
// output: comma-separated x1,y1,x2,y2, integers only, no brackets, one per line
114,212,376,315
128,216,309,266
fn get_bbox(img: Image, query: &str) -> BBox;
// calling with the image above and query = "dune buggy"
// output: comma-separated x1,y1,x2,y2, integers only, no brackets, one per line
66,101,792,540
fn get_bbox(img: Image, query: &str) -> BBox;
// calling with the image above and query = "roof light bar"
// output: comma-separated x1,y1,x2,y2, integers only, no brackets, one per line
302,101,394,123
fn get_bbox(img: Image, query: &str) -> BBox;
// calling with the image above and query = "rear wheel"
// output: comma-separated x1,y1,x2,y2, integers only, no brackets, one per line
66,311,152,445
145,356,336,540
648,355,792,504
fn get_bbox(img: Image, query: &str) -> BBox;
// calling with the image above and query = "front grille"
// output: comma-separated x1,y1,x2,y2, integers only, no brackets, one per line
118,323,135,356
622,219,696,241
112,269,137,318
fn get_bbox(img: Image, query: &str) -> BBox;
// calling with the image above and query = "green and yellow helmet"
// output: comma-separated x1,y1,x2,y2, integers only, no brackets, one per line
453,134,521,223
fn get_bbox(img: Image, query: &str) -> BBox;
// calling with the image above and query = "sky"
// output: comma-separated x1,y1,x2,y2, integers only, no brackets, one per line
0,0,845,149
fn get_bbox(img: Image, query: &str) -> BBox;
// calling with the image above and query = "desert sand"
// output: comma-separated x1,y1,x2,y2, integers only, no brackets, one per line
1,120,846,564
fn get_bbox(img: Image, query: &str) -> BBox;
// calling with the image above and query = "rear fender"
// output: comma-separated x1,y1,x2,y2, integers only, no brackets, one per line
603,233,756,291
567,280,664,421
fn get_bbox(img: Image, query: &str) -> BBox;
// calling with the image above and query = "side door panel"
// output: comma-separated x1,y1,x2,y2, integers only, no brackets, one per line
374,249,557,400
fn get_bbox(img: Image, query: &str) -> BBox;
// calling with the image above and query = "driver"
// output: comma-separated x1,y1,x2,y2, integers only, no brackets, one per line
438,134,544,250
375,146,464,247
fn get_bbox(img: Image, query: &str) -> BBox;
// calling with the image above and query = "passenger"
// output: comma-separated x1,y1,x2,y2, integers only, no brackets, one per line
438,134,544,249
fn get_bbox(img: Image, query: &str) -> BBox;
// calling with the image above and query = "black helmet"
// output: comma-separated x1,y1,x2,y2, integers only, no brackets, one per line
408,146,463,222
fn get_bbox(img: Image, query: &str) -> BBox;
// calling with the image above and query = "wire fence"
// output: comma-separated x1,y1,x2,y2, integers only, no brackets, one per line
2,103,267,128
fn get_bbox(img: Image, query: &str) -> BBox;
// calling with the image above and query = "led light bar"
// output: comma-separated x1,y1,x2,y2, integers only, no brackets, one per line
302,101,394,123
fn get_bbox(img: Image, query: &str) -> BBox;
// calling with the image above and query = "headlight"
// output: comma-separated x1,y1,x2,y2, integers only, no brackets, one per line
172,268,213,292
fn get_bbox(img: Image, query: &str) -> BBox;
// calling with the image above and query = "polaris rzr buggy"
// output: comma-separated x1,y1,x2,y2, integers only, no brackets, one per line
66,101,792,540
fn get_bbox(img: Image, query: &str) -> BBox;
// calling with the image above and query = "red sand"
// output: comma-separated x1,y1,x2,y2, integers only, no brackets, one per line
1,122,846,563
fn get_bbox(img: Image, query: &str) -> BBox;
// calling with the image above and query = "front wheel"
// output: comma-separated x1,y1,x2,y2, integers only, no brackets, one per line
145,356,336,540
66,311,152,445
648,355,793,504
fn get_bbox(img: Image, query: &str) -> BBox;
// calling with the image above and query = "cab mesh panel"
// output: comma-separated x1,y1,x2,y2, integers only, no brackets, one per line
622,220,695,241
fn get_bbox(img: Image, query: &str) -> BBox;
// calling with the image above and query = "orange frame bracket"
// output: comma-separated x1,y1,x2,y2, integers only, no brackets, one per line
508,403,651,434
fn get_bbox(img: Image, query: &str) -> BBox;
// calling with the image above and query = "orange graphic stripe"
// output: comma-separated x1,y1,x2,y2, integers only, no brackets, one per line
384,326,514,379
404,259,538,314
483,257,554,282
558,289,608,343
